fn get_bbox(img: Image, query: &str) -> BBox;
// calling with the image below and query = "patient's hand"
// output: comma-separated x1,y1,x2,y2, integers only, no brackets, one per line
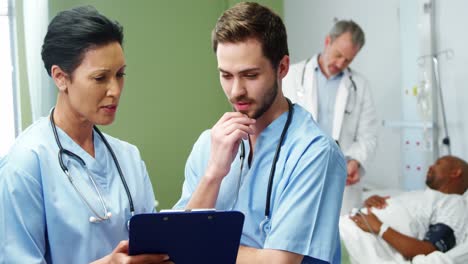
350,208,382,234
364,195,389,209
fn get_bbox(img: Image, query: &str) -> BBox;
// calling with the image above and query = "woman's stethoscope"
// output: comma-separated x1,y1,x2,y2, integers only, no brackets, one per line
299,57,357,115
50,108,134,224
234,99,293,234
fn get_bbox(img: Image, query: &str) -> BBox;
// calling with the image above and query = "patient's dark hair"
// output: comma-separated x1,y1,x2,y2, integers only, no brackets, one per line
41,6,123,77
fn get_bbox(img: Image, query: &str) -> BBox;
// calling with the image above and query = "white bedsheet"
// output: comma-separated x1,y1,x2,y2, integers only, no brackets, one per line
412,251,454,264
340,189,468,264
340,198,413,263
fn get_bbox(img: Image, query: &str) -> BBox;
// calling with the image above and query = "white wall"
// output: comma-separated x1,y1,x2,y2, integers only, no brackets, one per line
284,0,402,189
399,0,434,190
434,0,468,159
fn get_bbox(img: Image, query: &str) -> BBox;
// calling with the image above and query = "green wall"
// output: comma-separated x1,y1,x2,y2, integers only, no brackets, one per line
14,0,32,129
228,0,283,14
19,0,283,209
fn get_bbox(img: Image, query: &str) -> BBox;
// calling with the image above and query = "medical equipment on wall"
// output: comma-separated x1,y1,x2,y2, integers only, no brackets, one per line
50,108,135,224
417,71,432,122
235,99,293,234
416,69,434,149
417,49,454,155
299,57,357,115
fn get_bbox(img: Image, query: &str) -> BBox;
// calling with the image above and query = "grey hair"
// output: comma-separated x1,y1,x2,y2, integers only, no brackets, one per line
329,20,365,49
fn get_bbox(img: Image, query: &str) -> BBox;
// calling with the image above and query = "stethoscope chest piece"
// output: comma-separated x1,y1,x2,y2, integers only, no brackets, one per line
259,217,271,236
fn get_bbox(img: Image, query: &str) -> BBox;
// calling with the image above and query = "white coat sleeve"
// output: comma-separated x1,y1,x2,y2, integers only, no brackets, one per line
282,62,303,104
343,78,378,173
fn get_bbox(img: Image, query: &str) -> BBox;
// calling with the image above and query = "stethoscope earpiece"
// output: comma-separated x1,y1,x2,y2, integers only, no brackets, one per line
89,212,113,223
259,217,271,236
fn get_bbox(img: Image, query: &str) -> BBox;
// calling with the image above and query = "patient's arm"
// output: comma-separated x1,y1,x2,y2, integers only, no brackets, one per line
351,209,437,260
236,246,304,264
381,227,437,260
363,195,389,209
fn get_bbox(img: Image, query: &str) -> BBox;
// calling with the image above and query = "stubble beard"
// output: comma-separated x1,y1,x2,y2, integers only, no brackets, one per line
235,80,278,120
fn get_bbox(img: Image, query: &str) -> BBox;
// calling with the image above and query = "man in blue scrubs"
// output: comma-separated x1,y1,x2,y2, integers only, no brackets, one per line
174,2,346,263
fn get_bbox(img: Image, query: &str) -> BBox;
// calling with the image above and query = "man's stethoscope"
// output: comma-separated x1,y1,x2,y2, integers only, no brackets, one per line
50,108,134,224
235,98,293,234
299,57,357,115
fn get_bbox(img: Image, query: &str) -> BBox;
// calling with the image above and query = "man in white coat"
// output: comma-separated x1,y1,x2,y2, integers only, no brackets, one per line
283,20,378,215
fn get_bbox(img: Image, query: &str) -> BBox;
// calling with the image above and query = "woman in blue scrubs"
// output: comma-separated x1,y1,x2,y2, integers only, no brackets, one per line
0,6,170,264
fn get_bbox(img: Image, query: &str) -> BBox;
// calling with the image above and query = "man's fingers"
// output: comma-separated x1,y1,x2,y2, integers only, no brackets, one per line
376,197,388,208
215,112,246,125
130,253,170,263
217,130,250,148
222,121,255,136
113,240,129,254
212,113,255,142
215,112,255,127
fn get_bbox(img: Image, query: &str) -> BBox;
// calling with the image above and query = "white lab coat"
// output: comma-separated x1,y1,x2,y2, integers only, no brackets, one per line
283,55,378,214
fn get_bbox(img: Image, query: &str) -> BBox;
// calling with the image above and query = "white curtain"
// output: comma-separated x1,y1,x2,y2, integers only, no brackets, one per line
23,0,55,121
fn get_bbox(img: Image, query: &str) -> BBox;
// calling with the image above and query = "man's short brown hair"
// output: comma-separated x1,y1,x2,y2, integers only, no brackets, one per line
212,2,289,69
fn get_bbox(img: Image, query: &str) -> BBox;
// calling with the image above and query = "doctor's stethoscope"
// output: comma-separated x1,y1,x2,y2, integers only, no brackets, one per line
299,57,357,115
234,98,293,234
50,108,134,224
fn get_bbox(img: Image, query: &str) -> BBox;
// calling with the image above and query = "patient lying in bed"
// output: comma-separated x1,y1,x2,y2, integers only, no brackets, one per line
340,155,468,263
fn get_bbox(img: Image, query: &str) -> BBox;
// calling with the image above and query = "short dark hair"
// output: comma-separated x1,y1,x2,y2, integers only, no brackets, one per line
211,2,289,69
41,6,123,76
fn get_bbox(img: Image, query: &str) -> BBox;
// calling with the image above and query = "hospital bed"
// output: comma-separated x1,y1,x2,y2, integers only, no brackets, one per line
340,188,468,264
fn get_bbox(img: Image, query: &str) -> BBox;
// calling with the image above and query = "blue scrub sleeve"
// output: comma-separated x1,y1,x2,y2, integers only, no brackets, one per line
264,140,346,263
172,156,199,209
0,165,47,263
173,131,210,210
141,160,157,213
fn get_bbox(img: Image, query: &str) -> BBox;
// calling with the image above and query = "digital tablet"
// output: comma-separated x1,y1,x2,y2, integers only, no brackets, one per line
128,210,245,264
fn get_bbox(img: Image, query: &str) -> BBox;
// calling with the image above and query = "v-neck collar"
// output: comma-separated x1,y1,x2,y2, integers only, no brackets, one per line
54,125,108,176
242,108,291,168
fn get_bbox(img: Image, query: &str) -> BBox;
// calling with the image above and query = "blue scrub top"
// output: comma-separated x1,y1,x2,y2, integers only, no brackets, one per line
175,104,347,263
0,117,156,263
